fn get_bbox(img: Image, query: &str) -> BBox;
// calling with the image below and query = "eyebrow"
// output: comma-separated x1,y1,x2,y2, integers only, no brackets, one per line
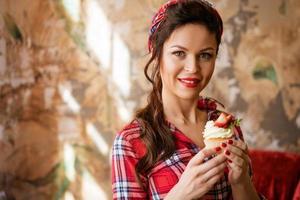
170,45,215,52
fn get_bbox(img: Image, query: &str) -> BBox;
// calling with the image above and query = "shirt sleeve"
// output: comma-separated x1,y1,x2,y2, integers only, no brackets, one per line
111,133,148,200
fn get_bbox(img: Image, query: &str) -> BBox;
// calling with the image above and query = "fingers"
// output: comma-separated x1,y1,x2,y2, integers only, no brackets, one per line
230,139,248,154
196,153,227,174
221,139,249,169
225,149,245,167
221,139,248,157
184,166,225,198
187,148,218,168
205,170,224,186
196,170,224,192
186,148,227,183
199,161,226,183
226,159,243,173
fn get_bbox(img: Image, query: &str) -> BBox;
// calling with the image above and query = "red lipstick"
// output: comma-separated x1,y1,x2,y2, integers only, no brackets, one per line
178,78,200,88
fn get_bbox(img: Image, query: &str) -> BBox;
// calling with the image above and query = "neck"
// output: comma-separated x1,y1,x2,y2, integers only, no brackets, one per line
162,88,200,125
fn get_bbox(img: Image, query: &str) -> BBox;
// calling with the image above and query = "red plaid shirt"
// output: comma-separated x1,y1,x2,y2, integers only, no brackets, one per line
112,97,246,200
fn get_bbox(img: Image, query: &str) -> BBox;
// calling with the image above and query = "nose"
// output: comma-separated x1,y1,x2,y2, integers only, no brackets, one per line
184,56,198,73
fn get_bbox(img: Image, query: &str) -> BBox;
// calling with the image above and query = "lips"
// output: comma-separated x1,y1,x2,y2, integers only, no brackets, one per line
178,77,200,88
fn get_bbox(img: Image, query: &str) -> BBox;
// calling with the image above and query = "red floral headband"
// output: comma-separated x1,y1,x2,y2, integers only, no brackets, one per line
148,0,223,52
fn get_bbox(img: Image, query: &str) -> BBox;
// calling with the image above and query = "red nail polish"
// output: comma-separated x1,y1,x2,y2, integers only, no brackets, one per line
227,159,232,163
221,143,227,148
215,147,222,152
225,150,231,156
228,140,233,145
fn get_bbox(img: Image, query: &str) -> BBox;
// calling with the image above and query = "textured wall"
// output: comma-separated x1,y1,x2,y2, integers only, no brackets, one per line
0,0,299,199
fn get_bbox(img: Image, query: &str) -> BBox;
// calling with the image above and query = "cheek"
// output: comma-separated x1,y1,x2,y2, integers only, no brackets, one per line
160,66,179,85
202,64,215,78
161,56,182,78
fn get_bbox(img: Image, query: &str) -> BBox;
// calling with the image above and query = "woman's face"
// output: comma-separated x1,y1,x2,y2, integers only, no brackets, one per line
160,23,217,101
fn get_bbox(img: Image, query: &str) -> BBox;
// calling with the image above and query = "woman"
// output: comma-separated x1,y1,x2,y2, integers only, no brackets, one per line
112,0,261,199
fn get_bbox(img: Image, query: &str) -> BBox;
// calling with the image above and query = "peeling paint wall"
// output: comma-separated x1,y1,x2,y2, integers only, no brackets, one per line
0,0,299,199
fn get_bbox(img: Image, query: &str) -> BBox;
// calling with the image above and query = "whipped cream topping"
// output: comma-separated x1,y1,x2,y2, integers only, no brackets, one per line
203,120,233,139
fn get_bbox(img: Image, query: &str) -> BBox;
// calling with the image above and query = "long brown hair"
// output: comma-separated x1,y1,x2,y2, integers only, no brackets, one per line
135,0,223,188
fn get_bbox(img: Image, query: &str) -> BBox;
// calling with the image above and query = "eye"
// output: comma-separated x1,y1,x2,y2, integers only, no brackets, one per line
172,51,186,58
199,52,213,61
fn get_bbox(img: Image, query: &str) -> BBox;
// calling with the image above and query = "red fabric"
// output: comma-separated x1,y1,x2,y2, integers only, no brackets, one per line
249,149,300,200
112,97,245,199
147,0,223,52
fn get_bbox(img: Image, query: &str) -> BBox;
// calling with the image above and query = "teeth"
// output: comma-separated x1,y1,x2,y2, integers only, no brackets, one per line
181,80,197,84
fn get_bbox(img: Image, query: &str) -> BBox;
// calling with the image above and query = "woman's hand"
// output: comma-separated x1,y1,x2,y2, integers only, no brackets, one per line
165,148,227,200
221,139,261,200
221,139,250,185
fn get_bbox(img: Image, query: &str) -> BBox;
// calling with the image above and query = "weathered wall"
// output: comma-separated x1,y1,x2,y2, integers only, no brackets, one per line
0,0,299,199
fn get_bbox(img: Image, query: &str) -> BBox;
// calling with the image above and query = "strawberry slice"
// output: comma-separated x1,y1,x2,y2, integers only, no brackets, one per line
214,113,233,128
214,113,227,127
226,114,233,123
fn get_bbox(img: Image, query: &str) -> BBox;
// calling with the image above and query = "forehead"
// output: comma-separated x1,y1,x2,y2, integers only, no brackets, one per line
164,23,217,49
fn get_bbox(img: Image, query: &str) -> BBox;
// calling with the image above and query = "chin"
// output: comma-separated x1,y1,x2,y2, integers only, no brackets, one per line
176,91,200,100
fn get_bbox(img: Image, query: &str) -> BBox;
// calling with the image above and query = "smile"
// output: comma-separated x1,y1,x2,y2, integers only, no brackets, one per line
178,78,200,88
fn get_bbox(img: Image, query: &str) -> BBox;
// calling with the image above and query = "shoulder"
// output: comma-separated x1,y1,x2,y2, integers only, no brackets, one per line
198,96,224,119
117,120,142,140
198,96,225,111
113,120,146,157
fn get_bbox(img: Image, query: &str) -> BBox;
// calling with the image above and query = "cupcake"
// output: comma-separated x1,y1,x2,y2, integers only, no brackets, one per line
203,112,239,149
